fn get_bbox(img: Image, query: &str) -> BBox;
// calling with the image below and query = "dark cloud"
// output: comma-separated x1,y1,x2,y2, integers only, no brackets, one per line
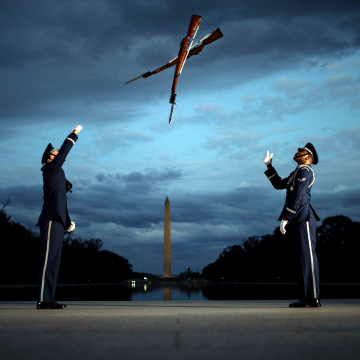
94,168,183,186
1,167,278,229
2,1,359,67
1,0,359,126
5,164,359,232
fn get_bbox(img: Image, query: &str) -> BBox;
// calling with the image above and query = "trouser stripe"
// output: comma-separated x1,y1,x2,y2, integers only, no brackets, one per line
40,219,52,302
306,221,317,299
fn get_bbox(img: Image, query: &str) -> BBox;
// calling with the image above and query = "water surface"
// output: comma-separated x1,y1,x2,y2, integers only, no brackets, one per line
1,282,359,301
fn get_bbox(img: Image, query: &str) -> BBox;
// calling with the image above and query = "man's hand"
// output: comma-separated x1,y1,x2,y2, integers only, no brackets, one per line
280,219,288,235
73,125,83,135
263,150,273,167
65,221,75,233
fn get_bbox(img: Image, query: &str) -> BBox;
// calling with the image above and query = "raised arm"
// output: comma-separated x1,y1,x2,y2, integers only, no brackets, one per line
263,151,289,190
48,125,82,174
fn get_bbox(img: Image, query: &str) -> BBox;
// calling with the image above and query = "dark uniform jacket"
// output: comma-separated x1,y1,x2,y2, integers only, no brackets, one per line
265,165,320,223
36,132,78,227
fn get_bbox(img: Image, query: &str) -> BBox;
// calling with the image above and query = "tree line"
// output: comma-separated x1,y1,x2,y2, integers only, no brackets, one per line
1,202,359,284
202,215,360,282
0,205,132,284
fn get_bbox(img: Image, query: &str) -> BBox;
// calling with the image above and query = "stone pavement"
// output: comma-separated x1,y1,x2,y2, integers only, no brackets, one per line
1,300,359,360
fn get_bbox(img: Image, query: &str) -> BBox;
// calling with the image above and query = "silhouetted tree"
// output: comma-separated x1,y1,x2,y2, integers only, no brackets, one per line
317,215,360,282
202,216,360,283
0,202,41,283
0,206,133,284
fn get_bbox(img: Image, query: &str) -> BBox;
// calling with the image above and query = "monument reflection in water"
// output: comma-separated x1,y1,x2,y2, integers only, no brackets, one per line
163,287,172,301
129,282,206,301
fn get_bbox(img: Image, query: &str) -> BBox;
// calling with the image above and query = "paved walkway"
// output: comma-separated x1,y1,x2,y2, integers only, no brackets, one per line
1,300,360,360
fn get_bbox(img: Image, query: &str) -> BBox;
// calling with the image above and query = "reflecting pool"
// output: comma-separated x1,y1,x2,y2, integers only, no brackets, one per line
1,281,359,301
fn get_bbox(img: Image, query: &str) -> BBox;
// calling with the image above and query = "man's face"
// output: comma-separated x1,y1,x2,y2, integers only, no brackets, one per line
48,150,59,162
293,148,311,164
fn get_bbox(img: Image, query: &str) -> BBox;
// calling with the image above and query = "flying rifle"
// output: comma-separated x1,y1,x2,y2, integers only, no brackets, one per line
125,15,224,124
125,28,223,84
168,14,202,123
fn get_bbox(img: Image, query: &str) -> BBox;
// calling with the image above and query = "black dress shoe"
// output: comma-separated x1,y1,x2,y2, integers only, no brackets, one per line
289,299,321,308
36,301,67,309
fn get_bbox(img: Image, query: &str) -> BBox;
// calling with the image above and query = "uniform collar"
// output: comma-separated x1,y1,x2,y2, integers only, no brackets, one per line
295,164,311,170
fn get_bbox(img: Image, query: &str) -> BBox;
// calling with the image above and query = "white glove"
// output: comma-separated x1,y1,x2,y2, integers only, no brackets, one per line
66,221,75,233
263,150,273,166
280,219,288,235
73,125,83,133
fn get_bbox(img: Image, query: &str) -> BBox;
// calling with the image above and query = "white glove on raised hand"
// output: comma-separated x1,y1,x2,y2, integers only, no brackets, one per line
65,221,75,233
263,150,273,166
73,125,83,133
280,219,288,235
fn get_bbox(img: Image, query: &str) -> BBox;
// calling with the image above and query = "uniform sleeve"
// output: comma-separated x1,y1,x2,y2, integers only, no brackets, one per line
264,167,289,190
283,167,313,220
48,132,78,175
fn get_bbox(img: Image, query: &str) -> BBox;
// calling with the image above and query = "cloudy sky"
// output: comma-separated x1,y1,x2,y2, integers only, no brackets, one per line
1,0,359,275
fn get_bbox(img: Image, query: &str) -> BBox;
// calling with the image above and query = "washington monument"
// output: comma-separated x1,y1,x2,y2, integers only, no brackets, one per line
164,197,172,277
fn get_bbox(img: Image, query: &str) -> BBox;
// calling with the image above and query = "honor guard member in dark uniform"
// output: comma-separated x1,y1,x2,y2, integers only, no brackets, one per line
36,125,82,309
264,143,321,308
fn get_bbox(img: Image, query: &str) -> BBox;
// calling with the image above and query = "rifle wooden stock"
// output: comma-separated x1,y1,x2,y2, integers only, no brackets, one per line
186,28,223,59
187,14,203,35
202,28,223,46
170,15,202,97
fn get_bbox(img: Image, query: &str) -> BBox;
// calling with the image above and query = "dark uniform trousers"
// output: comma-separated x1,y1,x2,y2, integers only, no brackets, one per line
37,218,65,303
288,211,320,300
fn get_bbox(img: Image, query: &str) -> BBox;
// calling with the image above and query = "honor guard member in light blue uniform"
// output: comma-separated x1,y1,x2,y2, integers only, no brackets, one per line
264,143,321,308
36,125,82,309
